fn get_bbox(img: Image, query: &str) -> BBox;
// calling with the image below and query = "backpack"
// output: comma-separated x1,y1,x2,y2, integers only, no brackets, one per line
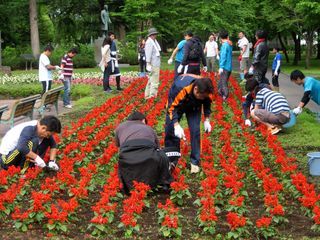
188,38,203,60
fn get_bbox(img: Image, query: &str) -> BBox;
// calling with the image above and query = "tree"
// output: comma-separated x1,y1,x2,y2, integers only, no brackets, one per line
29,0,40,57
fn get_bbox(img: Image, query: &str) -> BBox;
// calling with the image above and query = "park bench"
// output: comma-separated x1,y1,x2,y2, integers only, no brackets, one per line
0,105,9,120
0,94,41,128
34,86,64,118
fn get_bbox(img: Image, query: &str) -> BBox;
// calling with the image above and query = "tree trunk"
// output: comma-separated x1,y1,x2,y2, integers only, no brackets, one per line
29,0,40,58
317,29,320,59
278,33,289,63
291,31,300,66
305,30,314,69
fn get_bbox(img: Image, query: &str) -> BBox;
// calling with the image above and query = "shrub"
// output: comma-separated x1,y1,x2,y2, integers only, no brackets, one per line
117,41,139,65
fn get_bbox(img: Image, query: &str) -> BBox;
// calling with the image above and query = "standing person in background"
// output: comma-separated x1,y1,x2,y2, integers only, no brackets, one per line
39,45,60,95
218,30,233,100
271,48,282,92
204,33,219,73
145,27,161,99
179,35,207,75
99,36,113,93
249,30,269,84
238,31,250,82
59,48,78,109
168,31,193,78
138,38,146,76
108,32,122,91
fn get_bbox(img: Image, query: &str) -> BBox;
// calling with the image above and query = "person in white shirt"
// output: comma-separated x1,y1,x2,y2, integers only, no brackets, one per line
0,116,61,172
39,45,60,95
238,31,250,80
204,33,219,73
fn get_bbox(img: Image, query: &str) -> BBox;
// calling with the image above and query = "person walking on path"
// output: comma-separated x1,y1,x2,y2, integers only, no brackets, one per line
59,48,78,109
39,45,60,95
218,30,233,100
145,27,161,99
179,35,207,75
204,33,219,73
290,70,320,115
108,32,123,91
99,36,113,93
0,116,61,172
168,31,193,78
249,30,269,84
115,111,175,195
164,74,213,174
271,48,282,92
138,38,146,76
238,31,250,81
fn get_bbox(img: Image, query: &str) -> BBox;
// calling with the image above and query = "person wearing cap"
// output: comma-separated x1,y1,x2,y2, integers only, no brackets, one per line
145,27,161,99
0,116,61,172
165,74,213,173
115,111,176,195
168,31,193,78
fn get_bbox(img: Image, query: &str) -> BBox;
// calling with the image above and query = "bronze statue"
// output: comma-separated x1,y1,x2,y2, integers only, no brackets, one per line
101,4,112,36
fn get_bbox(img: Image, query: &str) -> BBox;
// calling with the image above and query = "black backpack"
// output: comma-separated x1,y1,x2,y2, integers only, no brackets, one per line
188,38,202,60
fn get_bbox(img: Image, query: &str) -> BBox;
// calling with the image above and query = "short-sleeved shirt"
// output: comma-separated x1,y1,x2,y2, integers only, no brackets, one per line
175,40,186,63
238,37,250,58
304,77,320,105
61,54,74,77
205,40,218,57
115,120,159,148
0,120,56,155
255,88,290,114
39,53,52,81
272,53,282,70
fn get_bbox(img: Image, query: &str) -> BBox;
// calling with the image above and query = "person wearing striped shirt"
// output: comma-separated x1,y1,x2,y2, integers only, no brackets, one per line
59,48,78,109
251,87,290,135
165,74,213,173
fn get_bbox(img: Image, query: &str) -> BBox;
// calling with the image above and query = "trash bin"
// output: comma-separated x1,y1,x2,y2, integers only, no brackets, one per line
307,152,320,176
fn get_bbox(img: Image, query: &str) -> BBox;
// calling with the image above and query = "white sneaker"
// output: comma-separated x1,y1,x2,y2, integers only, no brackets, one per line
190,163,200,173
64,105,72,109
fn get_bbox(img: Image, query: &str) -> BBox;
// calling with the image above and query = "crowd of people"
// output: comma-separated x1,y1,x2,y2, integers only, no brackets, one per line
1,27,319,196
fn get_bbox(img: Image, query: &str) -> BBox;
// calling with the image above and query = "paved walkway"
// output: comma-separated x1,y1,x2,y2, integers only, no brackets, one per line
0,99,71,138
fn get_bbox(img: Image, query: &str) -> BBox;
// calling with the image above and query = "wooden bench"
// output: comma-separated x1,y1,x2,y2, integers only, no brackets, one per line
0,94,41,128
0,105,9,120
34,86,64,118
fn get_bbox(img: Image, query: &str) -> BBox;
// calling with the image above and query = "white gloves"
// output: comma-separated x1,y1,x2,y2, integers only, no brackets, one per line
35,156,46,168
48,160,59,171
174,124,186,140
274,71,278,76
249,66,254,74
293,107,302,115
216,55,220,60
59,74,64,80
177,64,183,74
245,119,252,127
55,65,61,70
204,119,212,133
218,68,223,75
146,63,152,72
168,58,173,65
203,66,208,72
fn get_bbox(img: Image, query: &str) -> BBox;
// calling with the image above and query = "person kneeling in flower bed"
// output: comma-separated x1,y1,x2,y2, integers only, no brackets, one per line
165,74,213,173
249,82,291,135
0,116,61,173
115,111,178,195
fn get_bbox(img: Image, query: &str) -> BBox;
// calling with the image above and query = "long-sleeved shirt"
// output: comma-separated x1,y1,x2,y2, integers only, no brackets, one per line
166,75,212,123
0,120,56,155
219,40,233,71
145,37,161,67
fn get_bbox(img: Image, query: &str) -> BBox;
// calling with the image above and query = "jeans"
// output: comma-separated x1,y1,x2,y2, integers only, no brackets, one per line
218,70,231,99
62,77,71,105
103,61,112,91
41,80,52,95
164,108,201,165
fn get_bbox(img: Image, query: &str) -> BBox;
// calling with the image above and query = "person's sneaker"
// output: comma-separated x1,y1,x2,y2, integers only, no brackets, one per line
64,105,72,109
190,163,200,173
269,126,281,135
116,87,123,91
104,89,113,93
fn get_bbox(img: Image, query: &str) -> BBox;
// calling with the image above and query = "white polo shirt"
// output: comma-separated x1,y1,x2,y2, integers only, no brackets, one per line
39,53,52,81
205,40,218,57
238,37,250,58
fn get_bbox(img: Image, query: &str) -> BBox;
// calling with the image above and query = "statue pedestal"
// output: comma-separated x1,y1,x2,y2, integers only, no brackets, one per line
94,37,104,64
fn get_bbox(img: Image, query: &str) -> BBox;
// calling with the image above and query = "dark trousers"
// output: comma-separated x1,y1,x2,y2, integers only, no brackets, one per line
185,64,201,75
139,59,146,73
103,61,121,91
0,138,49,171
41,80,52,95
174,61,181,79
242,93,254,119
218,70,231,99
164,109,201,165
272,70,280,87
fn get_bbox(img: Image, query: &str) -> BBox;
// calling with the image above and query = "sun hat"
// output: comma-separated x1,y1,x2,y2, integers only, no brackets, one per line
147,27,158,37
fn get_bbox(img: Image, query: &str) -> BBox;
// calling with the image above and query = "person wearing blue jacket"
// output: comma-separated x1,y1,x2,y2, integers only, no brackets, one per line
218,30,233,100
